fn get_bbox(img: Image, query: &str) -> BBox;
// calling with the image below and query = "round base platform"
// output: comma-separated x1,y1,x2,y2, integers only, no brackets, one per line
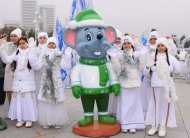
73,120,120,137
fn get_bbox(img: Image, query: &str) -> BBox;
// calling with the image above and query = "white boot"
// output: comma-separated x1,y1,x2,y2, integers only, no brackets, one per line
16,121,25,128
158,126,166,137
25,121,32,128
129,129,136,133
54,126,61,129
121,129,128,133
43,126,50,129
148,126,158,136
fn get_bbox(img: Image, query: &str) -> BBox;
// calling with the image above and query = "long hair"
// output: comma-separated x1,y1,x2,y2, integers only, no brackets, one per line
154,48,170,66
10,36,32,71
150,46,170,75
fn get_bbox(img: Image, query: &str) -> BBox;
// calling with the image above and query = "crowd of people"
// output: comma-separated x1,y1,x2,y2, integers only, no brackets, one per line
0,27,188,137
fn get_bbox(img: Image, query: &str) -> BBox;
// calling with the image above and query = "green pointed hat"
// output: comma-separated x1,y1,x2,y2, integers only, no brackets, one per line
68,9,106,29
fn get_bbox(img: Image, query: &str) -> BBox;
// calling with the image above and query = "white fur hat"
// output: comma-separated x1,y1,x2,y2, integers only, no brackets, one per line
148,31,159,40
47,37,58,48
156,37,170,50
11,28,22,38
123,35,135,46
116,29,122,39
38,32,48,39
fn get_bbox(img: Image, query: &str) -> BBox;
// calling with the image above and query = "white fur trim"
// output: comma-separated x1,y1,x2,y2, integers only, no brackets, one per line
11,28,22,38
98,112,108,115
148,31,159,40
38,32,48,39
47,37,58,48
84,112,94,116
68,20,78,30
157,38,169,49
123,36,135,46
116,29,122,39
68,20,106,30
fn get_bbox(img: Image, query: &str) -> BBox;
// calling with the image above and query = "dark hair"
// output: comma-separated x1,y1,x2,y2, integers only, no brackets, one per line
151,28,157,32
154,48,170,66
121,42,135,52
150,46,170,75
19,36,28,44
124,32,130,36
10,37,31,71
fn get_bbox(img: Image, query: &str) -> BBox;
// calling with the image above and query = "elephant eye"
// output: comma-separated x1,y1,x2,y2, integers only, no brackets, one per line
86,32,92,41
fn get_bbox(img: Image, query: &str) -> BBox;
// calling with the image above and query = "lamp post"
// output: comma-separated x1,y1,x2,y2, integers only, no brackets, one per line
33,11,41,41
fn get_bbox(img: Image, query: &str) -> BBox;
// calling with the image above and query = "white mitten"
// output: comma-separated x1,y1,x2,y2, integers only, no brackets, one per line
28,52,38,64
107,48,117,57
177,49,187,61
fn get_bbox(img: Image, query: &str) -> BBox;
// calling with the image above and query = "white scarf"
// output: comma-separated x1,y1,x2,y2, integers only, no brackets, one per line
17,48,29,71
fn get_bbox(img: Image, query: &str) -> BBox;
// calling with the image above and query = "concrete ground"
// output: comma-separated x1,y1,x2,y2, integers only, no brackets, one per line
0,79,190,138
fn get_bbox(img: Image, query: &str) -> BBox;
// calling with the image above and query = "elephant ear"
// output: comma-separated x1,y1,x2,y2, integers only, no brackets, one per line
63,29,76,49
105,26,117,44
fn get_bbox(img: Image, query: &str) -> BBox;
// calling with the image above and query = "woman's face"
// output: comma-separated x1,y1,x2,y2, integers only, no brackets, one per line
19,40,28,50
157,43,167,53
149,38,157,45
10,34,19,44
123,42,132,51
47,42,56,49
38,36,47,44
115,37,121,46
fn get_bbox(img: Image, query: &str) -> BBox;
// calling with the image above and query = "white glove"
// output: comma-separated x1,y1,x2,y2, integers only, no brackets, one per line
107,48,117,57
28,52,38,64
151,66,157,72
177,49,187,61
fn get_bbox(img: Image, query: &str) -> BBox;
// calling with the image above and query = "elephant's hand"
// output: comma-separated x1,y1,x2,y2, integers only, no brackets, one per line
111,84,120,96
71,86,82,99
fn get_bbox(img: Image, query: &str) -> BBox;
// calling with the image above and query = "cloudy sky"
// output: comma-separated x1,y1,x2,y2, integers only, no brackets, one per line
0,0,190,36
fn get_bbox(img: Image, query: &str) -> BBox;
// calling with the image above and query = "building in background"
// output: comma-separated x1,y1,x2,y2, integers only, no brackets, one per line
39,5,55,33
3,20,20,28
21,0,37,31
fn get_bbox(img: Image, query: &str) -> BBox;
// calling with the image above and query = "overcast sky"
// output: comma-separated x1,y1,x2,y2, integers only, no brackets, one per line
0,0,190,37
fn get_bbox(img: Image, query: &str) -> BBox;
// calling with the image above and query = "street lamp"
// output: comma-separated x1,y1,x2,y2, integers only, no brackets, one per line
33,11,41,41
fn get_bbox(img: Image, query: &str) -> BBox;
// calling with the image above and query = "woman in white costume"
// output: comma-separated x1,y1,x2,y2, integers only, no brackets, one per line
32,32,48,100
145,38,187,137
107,29,123,117
141,30,159,115
29,37,68,129
0,36,37,128
107,35,145,133
1,28,21,118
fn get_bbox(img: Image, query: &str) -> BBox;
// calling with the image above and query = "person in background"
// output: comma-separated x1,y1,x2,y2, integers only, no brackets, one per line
0,36,38,128
140,29,159,116
29,37,68,129
107,29,123,117
1,28,21,118
32,32,48,100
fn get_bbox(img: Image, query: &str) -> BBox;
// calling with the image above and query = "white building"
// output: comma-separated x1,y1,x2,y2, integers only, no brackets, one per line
21,0,37,30
39,5,55,33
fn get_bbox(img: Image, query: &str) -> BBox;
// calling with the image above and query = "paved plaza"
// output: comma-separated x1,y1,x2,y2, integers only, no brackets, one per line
0,79,190,138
